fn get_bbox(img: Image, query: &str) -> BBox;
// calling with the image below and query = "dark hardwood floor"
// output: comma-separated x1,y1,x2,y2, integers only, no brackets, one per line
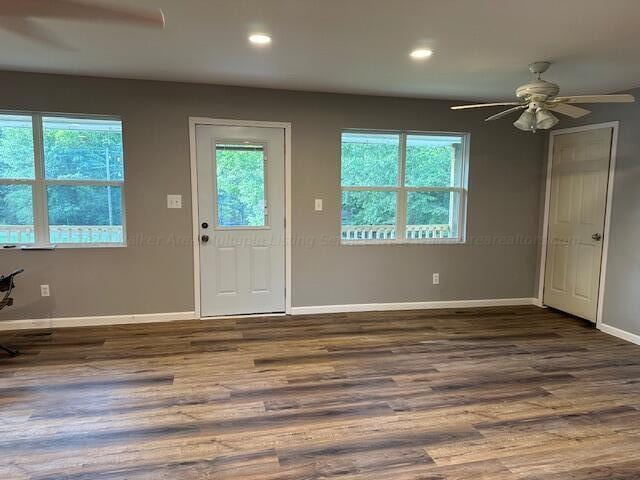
1,306,639,479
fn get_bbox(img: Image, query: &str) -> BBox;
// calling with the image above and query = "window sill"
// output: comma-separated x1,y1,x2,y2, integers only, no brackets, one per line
1,243,127,251
341,238,466,246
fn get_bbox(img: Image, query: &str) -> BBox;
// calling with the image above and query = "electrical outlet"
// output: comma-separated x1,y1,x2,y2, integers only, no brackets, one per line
432,273,440,285
167,194,182,209
314,198,323,211
40,284,50,297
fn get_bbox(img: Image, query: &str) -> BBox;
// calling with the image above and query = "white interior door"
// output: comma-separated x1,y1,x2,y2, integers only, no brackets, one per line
196,124,285,316
543,127,613,322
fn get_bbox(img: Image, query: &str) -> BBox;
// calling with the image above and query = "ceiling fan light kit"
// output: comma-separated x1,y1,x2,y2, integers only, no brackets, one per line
513,109,536,131
514,108,559,132
535,109,559,129
452,62,635,132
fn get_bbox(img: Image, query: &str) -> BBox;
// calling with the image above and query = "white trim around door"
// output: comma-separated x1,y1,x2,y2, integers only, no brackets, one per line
537,121,619,330
189,118,292,317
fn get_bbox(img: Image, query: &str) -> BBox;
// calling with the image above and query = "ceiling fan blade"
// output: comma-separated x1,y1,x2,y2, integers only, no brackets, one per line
0,0,165,28
485,105,528,121
451,102,522,110
554,94,635,104
548,103,591,119
0,17,69,48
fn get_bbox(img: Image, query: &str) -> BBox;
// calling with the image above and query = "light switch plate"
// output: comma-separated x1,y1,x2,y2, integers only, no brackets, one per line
433,273,440,285
40,284,50,297
314,198,323,211
167,194,182,209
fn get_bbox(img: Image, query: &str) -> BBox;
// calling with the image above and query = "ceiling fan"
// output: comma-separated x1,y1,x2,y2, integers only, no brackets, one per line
451,62,635,132
0,0,165,46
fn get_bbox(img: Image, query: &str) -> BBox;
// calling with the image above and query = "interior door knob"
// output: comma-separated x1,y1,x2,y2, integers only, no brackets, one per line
201,234,209,243
592,233,602,241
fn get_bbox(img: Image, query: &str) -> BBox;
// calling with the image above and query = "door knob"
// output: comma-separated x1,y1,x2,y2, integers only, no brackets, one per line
591,233,602,241
201,234,210,243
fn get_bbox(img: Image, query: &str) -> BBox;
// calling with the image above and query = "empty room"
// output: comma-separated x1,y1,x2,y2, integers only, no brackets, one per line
1,0,639,478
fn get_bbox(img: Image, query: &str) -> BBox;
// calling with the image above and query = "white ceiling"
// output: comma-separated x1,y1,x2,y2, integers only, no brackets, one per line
2,0,640,101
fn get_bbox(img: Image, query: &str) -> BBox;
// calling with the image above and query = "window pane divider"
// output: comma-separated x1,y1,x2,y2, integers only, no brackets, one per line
404,186,464,192
0,179,35,185
397,132,407,241
340,185,398,192
32,114,49,245
44,179,124,187
341,186,463,193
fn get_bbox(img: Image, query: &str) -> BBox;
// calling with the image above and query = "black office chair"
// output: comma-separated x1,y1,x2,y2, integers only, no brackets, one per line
0,269,23,357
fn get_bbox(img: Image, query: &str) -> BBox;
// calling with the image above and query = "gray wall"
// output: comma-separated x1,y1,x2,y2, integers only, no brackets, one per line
0,71,546,321
551,87,640,336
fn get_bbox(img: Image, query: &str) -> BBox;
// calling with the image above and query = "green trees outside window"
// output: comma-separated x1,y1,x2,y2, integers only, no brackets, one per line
215,144,266,227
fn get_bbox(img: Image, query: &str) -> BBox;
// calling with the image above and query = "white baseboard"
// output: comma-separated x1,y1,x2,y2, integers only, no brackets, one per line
598,323,640,346
0,311,196,331
290,298,538,315
0,298,543,331
4,303,636,347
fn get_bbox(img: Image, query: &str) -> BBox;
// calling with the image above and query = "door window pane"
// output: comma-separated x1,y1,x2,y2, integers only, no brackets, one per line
0,114,35,180
43,116,124,181
405,134,462,187
0,184,34,243
407,191,459,239
47,185,123,243
216,143,266,227
341,132,399,186
341,190,396,240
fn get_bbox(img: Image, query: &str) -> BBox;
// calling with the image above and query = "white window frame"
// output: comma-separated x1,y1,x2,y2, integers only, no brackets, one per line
340,129,470,245
0,110,127,249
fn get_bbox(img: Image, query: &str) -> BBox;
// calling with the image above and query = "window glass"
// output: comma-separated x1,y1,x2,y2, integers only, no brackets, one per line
341,191,396,240
407,191,459,239
47,185,123,243
43,116,124,181
216,143,266,227
0,114,35,180
0,184,34,243
405,134,462,187
341,132,399,187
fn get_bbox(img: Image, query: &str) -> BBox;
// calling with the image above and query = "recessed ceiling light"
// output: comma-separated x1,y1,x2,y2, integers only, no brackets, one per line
410,48,433,59
249,33,271,45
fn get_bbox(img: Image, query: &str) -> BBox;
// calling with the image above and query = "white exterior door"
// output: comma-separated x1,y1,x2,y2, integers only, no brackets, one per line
196,125,285,316
543,127,613,322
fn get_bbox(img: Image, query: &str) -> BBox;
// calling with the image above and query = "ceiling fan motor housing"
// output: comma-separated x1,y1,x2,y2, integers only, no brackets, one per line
516,80,560,101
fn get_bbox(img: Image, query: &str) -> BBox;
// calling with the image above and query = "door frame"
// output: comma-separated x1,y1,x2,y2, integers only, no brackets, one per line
537,121,619,327
188,117,292,318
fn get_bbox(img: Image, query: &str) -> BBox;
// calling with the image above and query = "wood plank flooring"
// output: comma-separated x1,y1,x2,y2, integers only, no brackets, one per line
1,306,639,479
